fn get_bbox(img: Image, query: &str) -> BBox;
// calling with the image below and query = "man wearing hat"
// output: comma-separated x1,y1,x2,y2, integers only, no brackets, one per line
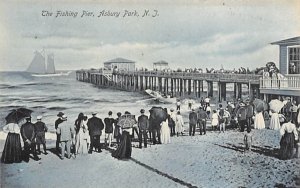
56,115,75,159
87,112,104,153
168,108,176,136
138,109,149,148
189,108,198,136
21,117,40,162
34,116,48,155
55,112,64,152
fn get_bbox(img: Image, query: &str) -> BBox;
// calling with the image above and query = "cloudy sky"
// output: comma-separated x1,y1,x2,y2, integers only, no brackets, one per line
0,0,299,71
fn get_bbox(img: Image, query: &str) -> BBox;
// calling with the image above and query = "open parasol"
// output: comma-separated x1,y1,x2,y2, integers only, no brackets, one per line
252,99,268,112
269,99,284,113
117,114,137,129
5,108,33,124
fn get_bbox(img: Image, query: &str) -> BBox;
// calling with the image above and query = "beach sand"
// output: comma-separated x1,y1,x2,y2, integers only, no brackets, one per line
1,102,299,188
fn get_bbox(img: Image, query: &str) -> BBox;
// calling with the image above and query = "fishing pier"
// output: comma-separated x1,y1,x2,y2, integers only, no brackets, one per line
76,69,261,102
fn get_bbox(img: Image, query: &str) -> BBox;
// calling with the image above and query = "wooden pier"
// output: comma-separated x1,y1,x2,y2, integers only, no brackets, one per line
76,69,262,102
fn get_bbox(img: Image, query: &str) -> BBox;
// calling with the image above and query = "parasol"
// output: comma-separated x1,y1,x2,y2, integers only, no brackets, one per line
269,99,284,113
5,108,33,124
252,99,268,112
117,114,137,129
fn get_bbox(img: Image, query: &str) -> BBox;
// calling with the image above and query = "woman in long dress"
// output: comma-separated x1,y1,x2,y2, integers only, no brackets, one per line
211,110,219,131
1,123,22,163
175,111,184,136
112,112,134,159
269,110,281,130
75,114,89,155
279,119,298,160
160,119,170,144
254,110,265,129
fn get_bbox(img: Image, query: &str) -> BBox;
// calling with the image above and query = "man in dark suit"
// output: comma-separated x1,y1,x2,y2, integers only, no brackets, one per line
189,108,198,136
87,112,104,153
197,107,208,135
21,117,40,162
138,109,149,148
55,112,64,153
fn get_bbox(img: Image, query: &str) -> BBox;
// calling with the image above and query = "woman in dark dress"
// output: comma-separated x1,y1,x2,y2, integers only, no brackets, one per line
279,119,298,160
112,112,135,159
114,112,122,145
1,123,22,163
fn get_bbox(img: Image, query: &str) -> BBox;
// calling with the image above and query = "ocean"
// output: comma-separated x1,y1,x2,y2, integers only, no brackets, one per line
0,71,151,132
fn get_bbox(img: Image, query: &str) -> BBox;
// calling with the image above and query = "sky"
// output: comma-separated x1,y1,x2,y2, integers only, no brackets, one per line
0,0,299,71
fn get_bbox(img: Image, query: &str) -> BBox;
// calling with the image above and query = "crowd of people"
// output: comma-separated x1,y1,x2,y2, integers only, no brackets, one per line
1,96,300,164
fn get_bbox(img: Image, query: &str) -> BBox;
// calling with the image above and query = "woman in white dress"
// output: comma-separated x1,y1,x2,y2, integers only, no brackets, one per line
160,119,170,144
175,111,184,136
211,110,219,131
269,110,281,130
254,110,265,129
76,115,90,155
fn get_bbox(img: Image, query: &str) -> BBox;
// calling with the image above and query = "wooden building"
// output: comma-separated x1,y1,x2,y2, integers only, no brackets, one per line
103,58,135,72
260,36,300,101
153,60,169,71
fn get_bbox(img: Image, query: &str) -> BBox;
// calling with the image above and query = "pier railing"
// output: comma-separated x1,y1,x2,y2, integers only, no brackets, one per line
115,70,261,83
260,75,300,90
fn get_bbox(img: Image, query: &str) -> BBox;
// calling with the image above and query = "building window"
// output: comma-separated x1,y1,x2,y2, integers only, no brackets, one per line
288,47,300,74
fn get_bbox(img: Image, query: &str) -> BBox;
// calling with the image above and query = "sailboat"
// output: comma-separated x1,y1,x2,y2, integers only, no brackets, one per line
27,50,71,77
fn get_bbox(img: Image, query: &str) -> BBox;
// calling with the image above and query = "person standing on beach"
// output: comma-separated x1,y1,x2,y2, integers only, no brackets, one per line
189,108,197,136
21,117,40,162
114,112,122,145
57,115,75,160
175,111,184,136
245,100,254,132
218,104,226,133
206,104,211,119
236,103,247,132
176,100,181,111
55,112,64,153
34,116,48,155
87,112,104,153
279,118,298,160
168,108,176,136
244,129,252,152
138,109,149,148
197,107,207,135
211,110,219,131
104,111,114,148
204,97,210,106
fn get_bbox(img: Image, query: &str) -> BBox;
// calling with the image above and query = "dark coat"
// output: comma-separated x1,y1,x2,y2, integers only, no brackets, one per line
138,114,149,131
246,105,254,118
21,122,36,142
189,112,198,125
34,121,48,133
55,118,64,129
237,107,247,121
197,109,207,120
87,116,104,136
104,117,114,133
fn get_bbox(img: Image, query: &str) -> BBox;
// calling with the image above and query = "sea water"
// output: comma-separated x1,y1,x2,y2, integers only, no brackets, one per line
0,71,150,132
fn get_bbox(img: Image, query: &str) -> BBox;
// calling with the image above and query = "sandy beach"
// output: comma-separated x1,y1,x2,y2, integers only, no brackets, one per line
1,103,299,188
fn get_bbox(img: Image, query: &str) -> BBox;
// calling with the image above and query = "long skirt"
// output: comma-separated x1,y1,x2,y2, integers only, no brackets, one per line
112,131,131,159
270,113,280,130
254,112,265,129
161,124,171,144
1,133,22,164
280,132,295,160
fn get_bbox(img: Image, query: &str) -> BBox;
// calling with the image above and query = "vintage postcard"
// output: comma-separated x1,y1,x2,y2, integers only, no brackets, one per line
0,0,300,187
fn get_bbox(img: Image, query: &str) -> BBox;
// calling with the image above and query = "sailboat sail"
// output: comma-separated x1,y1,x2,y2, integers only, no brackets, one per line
27,51,46,73
46,54,55,74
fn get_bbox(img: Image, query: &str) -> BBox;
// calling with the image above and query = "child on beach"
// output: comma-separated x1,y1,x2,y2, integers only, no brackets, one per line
211,110,219,131
244,129,252,152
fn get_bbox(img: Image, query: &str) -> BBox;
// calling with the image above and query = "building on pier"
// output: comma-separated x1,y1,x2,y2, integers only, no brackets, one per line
153,60,169,71
104,58,136,72
260,36,300,102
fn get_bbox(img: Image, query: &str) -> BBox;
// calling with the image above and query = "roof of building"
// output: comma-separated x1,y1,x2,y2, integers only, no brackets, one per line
153,60,168,65
104,58,135,64
271,36,300,46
